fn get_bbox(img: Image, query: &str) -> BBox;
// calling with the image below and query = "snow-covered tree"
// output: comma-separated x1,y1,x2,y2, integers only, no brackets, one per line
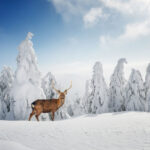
42,72,56,99
54,86,71,120
126,69,145,111
109,58,127,112
82,80,90,113
0,98,1,119
87,62,109,114
145,63,150,111
0,66,14,119
54,105,70,120
11,32,45,120
41,72,69,120
68,93,84,117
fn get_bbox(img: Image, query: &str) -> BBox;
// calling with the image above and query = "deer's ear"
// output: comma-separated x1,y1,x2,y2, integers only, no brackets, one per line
64,90,67,95
57,90,61,94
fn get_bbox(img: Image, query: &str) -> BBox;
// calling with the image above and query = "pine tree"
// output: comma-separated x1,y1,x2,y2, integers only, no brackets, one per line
42,72,65,120
82,80,90,113
145,63,150,111
0,97,2,119
54,92,71,120
88,62,109,114
11,32,45,120
54,91,71,120
109,58,127,112
68,93,83,117
0,66,14,119
42,72,56,99
126,69,145,111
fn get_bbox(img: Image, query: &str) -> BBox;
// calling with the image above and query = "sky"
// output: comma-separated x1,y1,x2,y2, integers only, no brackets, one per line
0,0,150,94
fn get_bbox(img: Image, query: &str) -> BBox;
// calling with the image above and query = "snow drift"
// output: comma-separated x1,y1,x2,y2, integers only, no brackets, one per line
0,112,150,150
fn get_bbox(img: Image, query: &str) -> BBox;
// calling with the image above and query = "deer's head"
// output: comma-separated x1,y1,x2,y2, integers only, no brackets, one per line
52,81,72,99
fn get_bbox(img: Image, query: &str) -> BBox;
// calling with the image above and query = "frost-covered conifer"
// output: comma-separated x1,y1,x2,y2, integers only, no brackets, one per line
126,69,145,111
54,94,70,120
41,73,69,120
82,80,90,113
88,62,109,114
42,72,56,99
68,93,83,117
145,63,150,111
0,98,1,119
54,106,70,120
0,66,14,119
109,58,127,112
55,89,71,120
11,32,45,120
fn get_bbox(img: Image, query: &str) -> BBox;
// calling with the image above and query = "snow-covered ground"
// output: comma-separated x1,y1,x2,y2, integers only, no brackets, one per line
0,112,150,150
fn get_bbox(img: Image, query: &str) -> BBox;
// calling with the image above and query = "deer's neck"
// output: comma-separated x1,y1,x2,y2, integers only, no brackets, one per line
57,97,65,108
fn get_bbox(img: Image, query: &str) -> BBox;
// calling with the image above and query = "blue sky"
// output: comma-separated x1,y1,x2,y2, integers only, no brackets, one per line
1,0,150,93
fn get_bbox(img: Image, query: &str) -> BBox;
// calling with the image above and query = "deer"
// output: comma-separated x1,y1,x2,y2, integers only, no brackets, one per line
28,81,72,121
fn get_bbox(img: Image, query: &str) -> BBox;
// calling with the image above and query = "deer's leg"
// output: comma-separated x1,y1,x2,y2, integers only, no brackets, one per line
51,111,55,121
35,114,40,121
35,111,41,122
28,110,35,121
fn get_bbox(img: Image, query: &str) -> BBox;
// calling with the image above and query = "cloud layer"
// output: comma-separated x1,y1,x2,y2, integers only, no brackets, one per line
50,0,150,40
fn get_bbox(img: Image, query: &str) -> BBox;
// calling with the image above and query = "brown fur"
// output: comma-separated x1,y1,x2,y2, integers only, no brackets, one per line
28,92,68,121
29,81,72,121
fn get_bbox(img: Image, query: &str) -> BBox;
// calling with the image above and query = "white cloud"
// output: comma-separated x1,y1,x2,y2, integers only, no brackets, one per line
49,0,81,21
98,0,150,46
83,7,108,28
50,0,150,30
49,0,98,21
50,0,150,24
101,0,133,15
50,0,108,26
99,35,110,45
50,0,150,20
99,20,150,46
50,0,150,49
120,21,150,40
100,0,150,17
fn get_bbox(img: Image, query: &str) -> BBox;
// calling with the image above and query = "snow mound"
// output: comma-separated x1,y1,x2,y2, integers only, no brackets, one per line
0,112,150,150
0,140,34,150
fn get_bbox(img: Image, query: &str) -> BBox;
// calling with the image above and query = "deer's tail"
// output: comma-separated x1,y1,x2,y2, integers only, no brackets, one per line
31,102,36,110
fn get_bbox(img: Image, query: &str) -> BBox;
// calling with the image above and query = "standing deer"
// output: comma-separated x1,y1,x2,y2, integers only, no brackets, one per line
28,81,72,121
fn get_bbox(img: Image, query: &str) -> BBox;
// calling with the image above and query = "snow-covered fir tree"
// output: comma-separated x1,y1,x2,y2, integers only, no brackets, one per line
87,62,109,114
54,104,70,120
42,72,56,99
0,66,14,119
54,85,71,120
41,73,69,120
126,69,145,111
82,80,90,113
109,58,127,112
68,93,84,117
11,32,45,120
145,63,150,111
0,98,1,119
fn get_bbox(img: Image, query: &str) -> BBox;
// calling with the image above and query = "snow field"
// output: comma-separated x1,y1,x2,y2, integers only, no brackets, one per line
0,112,150,150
